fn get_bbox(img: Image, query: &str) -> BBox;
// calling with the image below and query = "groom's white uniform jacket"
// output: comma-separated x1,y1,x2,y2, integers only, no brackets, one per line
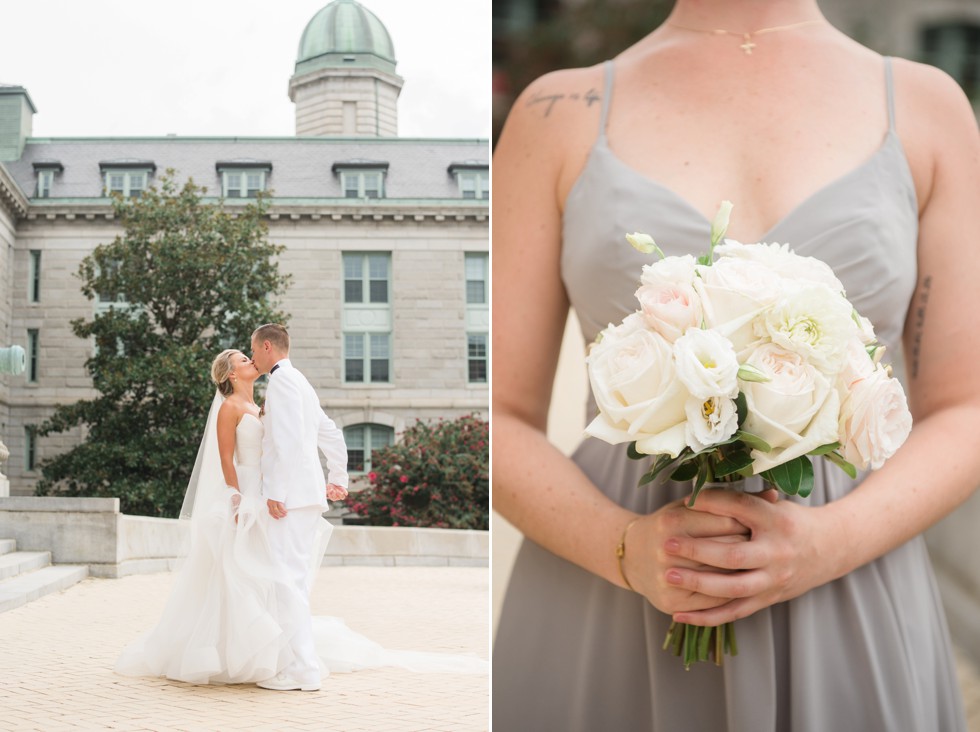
261,358,349,510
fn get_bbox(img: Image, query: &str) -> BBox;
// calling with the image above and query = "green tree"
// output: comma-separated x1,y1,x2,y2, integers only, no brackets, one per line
34,170,290,517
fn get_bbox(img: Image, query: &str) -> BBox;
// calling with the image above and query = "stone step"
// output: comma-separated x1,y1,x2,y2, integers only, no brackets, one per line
0,538,15,556
0,551,50,580
0,565,89,614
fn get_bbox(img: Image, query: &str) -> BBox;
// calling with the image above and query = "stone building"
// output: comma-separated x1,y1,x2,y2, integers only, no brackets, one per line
0,0,490,496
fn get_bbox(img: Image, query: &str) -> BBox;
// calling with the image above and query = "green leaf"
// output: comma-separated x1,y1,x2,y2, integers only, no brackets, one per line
627,441,645,460
760,456,814,497
808,442,841,457
824,451,858,479
735,392,748,427
670,459,699,483
688,468,710,506
715,449,753,478
734,430,771,453
638,453,677,486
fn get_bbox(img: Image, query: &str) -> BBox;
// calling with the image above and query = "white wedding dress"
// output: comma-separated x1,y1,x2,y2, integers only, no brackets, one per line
115,399,488,684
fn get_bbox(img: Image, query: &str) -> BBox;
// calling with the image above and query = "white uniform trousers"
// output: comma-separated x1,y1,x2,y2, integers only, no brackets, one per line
265,506,323,685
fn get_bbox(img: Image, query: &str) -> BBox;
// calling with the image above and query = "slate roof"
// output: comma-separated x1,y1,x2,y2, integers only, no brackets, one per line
3,137,489,202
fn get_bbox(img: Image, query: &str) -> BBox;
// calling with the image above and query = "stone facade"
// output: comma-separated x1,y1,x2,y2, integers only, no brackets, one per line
290,69,403,137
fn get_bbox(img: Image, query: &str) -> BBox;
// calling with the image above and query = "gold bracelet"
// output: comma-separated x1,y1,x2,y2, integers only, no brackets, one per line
615,517,641,592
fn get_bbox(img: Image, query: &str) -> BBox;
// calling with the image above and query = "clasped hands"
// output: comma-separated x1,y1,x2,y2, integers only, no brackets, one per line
624,488,843,627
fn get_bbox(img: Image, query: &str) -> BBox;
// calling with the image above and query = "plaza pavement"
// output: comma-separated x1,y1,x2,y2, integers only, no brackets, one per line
0,566,489,732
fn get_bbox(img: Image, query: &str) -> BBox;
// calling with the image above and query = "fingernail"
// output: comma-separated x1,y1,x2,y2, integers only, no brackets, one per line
666,570,682,584
664,538,680,553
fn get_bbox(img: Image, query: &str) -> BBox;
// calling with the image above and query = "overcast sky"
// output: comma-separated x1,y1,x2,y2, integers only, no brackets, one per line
0,0,490,140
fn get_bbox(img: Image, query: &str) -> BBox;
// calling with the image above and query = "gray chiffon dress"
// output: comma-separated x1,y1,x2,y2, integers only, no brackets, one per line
492,58,967,731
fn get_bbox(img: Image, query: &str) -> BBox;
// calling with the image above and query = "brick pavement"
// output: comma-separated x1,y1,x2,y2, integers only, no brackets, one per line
0,567,489,732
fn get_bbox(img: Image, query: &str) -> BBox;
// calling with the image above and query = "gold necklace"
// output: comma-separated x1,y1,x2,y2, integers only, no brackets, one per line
668,19,823,55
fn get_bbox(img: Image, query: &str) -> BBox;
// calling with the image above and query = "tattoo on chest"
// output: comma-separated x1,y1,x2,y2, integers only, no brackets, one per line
525,88,602,117
910,274,932,379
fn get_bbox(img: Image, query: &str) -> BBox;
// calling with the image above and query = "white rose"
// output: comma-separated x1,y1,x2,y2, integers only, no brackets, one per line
635,281,702,343
837,337,876,393
740,343,842,473
694,255,779,351
673,328,739,400
639,254,698,288
585,316,688,457
839,366,912,470
685,395,738,452
759,285,858,375
715,241,845,294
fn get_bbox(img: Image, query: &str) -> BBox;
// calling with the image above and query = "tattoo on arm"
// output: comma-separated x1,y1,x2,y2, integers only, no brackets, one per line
526,88,602,117
910,274,932,379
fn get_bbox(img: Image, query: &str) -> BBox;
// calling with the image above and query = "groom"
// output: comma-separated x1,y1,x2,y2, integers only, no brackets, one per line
250,323,349,692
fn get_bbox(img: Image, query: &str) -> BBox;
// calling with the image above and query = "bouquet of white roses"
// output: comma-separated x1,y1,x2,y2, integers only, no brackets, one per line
586,201,913,668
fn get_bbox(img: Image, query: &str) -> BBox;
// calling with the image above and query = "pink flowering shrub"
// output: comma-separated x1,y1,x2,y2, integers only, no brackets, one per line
344,414,488,530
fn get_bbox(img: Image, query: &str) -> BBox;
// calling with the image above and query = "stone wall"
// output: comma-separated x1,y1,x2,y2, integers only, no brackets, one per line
0,496,488,578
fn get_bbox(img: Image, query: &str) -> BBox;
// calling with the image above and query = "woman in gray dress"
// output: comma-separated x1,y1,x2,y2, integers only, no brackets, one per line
492,0,980,729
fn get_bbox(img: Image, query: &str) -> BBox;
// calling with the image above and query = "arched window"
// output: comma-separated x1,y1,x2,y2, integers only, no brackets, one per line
921,21,980,101
343,423,395,473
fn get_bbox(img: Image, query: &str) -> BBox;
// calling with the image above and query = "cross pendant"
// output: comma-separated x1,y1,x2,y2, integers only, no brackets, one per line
740,33,756,54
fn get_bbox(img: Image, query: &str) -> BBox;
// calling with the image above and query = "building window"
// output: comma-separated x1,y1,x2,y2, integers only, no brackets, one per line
465,252,489,384
36,169,53,198
449,163,489,199
333,161,389,199
225,171,264,198
341,170,384,199
25,427,36,472
465,253,488,304
342,252,392,384
344,253,390,304
96,259,127,310
217,164,271,198
28,250,41,303
344,423,395,473
468,333,488,383
344,332,391,383
27,328,39,383
32,161,62,198
921,22,980,100
103,170,149,198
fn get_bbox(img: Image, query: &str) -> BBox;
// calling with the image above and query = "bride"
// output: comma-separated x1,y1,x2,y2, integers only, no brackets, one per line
115,349,488,685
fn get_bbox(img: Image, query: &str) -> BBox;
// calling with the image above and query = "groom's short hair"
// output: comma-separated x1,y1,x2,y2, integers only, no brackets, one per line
252,323,290,353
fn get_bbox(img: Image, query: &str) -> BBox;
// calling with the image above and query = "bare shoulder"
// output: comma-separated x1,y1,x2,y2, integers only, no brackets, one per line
511,65,607,124
891,58,978,207
217,397,243,429
496,64,608,207
893,58,976,126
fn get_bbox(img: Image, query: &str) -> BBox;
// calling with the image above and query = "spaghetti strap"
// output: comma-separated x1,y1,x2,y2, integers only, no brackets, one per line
597,60,615,140
884,56,896,131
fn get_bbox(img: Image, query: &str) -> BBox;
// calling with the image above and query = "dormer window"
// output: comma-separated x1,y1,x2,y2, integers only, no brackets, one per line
216,161,272,198
100,161,156,198
448,162,489,200
32,161,63,199
332,160,389,199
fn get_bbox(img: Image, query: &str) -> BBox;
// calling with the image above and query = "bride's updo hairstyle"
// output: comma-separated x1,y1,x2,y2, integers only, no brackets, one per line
211,349,241,397
252,323,290,353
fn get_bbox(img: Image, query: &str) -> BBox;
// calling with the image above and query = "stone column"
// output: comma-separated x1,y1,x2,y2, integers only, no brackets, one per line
0,345,27,497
